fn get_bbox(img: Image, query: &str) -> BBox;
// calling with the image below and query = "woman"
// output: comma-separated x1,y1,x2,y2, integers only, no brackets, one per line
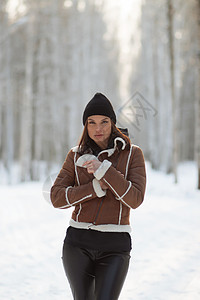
50,92,146,300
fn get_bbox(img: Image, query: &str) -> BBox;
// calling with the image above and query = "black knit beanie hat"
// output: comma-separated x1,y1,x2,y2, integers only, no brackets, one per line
83,93,116,125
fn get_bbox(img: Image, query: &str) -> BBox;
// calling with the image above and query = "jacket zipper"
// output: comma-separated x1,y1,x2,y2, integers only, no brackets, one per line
92,198,104,225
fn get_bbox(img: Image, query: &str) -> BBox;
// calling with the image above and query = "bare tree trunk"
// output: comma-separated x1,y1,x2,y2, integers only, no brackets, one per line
33,29,45,180
151,16,160,170
0,4,5,166
50,0,63,164
5,32,14,184
167,0,178,183
1,9,14,184
197,0,200,189
198,92,200,189
20,14,35,181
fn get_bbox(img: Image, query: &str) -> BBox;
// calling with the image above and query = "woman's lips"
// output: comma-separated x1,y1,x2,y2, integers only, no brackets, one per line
95,134,103,137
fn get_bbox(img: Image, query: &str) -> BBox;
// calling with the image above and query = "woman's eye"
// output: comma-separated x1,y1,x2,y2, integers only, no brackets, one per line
88,120,108,125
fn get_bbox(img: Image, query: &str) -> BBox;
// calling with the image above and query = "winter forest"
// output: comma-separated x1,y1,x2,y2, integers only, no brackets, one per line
1,1,200,299
0,0,200,187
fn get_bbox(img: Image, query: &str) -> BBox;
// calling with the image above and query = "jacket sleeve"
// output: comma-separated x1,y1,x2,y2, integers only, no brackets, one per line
94,146,146,209
50,150,99,209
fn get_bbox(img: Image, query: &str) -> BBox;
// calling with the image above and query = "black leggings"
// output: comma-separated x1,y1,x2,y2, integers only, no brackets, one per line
62,242,130,300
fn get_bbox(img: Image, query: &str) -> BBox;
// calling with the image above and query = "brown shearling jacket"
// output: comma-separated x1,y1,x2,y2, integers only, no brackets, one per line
50,137,146,233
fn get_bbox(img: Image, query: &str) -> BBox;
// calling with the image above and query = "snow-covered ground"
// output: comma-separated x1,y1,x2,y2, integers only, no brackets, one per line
1,162,200,300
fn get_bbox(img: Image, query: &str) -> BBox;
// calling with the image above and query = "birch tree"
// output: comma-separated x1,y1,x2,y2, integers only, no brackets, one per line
48,0,66,165
0,2,14,183
0,2,5,165
20,11,35,181
5,25,14,183
196,0,200,189
135,0,173,173
167,0,178,182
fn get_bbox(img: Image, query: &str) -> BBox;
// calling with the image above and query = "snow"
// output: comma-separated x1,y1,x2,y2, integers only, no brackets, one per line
0,162,200,300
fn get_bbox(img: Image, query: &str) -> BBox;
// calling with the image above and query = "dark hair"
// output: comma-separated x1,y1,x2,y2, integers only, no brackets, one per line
78,120,131,155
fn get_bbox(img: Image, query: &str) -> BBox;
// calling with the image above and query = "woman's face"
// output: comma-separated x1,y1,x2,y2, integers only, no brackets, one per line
87,115,112,149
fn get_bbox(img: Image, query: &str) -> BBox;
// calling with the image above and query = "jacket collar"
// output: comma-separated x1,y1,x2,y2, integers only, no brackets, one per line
72,137,126,158
97,137,126,158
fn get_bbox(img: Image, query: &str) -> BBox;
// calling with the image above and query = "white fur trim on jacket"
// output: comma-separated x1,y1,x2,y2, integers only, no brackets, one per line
94,160,112,180
92,178,106,197
75,154,98,168
97,137,126,158
69,219,131,233
71,146,79,152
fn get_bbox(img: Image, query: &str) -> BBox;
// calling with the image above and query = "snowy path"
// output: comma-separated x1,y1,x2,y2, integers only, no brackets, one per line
0,163,200,300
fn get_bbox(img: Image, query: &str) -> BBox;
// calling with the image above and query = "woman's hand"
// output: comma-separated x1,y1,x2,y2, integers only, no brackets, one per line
82,160,101,174
99,180,108,190
83,160,108,190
